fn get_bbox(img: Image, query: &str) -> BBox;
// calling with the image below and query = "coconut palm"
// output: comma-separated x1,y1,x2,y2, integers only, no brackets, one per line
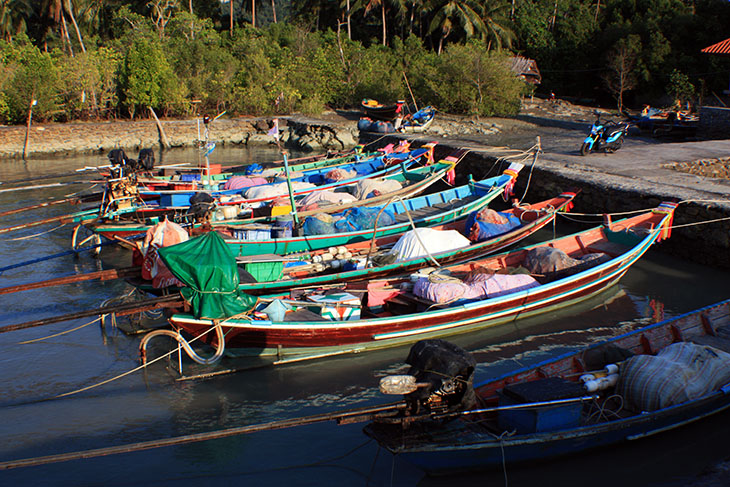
428,0,514,53
428,0,486,53
0,0,32,41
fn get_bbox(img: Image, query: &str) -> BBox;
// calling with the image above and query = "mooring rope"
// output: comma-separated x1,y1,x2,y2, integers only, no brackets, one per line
7,223,67,241
18,316,103,345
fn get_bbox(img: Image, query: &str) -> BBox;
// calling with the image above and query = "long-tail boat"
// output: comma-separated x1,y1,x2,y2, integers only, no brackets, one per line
363,298,730,475
75,149,456,246
142,201,677,367
133,191,577,296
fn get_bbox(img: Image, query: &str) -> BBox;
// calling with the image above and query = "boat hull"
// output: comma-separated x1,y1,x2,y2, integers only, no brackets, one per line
168,204,673,362
366,299,730,474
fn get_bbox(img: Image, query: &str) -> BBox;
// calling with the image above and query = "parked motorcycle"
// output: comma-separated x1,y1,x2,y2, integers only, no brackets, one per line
580,114,630,155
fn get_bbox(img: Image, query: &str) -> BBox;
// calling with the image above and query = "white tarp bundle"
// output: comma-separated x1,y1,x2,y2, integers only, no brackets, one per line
243,181,316,200
390,228,471,262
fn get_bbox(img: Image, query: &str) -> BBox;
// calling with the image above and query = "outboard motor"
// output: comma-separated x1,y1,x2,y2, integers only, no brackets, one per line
380,339,477,417
188,192,216,222
108,148,128,166
137,148,155,171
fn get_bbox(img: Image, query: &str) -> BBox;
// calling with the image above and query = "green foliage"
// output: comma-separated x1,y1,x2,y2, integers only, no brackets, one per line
427,41,522,116
165,12,237,114
55,47,122,120
0,36,60,124
667,69,696,105
118,37,186,117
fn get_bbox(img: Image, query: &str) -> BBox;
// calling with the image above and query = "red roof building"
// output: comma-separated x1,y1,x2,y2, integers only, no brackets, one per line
702,38,730,94
701,38,730,56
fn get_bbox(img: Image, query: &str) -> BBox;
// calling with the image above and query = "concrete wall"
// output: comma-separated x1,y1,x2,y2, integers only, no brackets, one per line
362,134,730,270
699,106,730,140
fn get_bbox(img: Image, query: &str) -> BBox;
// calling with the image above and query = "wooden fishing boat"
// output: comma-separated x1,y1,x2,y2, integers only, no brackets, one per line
398,106,436,133
149,201,676,366
363,298,730,475
209,165,522,256
132,191,577,295
77,152,455,246
358,107,435,134
137,145,430,207
139,147,388,191
361,98,406,121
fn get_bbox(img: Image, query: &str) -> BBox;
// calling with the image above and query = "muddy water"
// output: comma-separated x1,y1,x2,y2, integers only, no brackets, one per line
0,147,729,487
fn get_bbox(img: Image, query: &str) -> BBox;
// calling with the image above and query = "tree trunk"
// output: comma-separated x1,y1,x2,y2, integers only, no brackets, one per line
271,0,277,23
346,0,351,39
230,0,233,36
64,0,86,53
381,3,386,46
252,0,256,27
60,14,74,57
189,0,195,39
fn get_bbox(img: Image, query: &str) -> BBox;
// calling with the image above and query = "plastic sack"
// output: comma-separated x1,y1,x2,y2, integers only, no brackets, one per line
464,209,521,242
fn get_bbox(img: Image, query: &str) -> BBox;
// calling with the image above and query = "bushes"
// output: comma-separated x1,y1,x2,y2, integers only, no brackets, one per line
426,41,523,117
117,37,187,118
0,38,60,124
0,18,528,124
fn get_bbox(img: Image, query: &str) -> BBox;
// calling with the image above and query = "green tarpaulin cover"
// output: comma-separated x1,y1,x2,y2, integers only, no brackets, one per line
157,232,257,319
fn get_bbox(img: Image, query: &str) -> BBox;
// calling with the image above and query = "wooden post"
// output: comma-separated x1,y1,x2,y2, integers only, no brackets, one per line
22,98,37,159
148,106,171,149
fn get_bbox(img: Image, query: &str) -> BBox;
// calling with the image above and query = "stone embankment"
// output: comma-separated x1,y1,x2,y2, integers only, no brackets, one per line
0,116,360,159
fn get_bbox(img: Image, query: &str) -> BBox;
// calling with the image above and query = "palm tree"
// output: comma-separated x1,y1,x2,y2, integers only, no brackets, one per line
428,0,486,53
0,0,32,41
428,0,514,53
41,0,86,54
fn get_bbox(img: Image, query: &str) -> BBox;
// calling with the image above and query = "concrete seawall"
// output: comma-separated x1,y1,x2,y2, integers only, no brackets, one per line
362,131,730,270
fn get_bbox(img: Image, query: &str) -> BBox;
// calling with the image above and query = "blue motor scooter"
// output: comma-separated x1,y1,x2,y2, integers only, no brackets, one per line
580,113,629,156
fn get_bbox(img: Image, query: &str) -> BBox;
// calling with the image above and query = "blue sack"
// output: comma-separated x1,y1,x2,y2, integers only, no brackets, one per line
246,163,264,175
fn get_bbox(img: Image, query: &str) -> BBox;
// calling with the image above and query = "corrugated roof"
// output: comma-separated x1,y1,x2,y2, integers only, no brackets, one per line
701,38,730,55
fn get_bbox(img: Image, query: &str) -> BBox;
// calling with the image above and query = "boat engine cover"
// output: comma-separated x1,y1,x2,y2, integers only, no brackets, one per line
404,339,477,415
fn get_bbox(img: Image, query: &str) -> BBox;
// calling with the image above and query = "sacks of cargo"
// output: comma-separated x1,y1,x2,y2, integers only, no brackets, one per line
353,179,403,200
464,209,521,242
616,342,730,411
413,269,539,305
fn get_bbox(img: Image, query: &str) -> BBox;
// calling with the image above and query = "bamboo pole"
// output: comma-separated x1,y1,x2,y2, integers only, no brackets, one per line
0,401,406,470
0,295,182,334
22,99,37,159
0,267,141,296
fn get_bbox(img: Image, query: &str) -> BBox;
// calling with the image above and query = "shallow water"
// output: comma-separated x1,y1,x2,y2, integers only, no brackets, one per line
0,147,729,486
